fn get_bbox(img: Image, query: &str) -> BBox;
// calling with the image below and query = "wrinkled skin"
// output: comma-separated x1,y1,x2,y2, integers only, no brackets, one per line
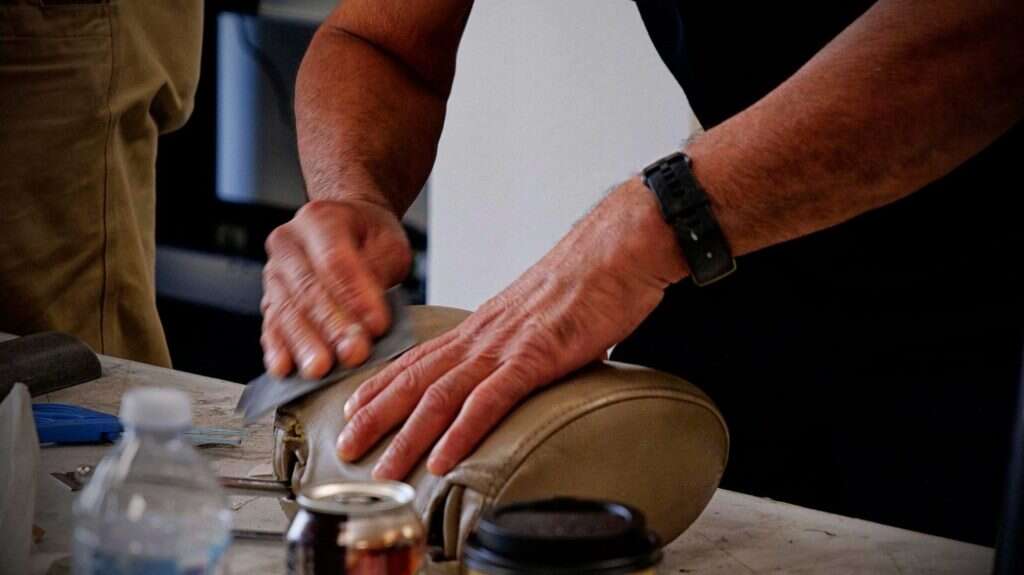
261,176,684,479
264,0,1024,483
261,198,412,379
334,179,686,479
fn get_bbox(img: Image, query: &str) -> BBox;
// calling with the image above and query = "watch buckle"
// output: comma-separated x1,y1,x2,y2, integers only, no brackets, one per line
691,258,737,287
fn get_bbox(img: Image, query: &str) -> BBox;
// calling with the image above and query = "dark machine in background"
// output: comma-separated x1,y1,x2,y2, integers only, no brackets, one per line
155,2,427,383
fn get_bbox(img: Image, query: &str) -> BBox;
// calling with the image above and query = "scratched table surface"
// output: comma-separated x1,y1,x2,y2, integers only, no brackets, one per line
26,350,993,574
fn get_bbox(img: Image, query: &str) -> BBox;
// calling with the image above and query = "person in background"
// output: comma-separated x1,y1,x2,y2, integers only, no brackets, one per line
260,0,1023,544
0,1,203,366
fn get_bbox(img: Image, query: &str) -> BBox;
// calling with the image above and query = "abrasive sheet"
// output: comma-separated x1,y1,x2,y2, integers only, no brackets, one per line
235,291,417,423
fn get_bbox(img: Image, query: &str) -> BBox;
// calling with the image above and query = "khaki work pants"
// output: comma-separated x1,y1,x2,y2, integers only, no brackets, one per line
0,0,202,366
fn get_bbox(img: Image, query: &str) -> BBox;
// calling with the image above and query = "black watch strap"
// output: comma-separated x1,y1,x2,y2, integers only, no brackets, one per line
642,152,736,286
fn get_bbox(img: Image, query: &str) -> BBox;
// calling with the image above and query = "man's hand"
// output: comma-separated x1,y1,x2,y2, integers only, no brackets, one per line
261,198,412,379
337,178,688,480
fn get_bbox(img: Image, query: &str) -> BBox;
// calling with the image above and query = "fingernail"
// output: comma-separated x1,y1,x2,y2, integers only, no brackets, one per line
336,324,364,361
337,429,355,460
263,350,278,371
300,353,317,376
336,339,352,362
371,461,389,480
426,454,450,476
367,309,387,331
343,397,356,419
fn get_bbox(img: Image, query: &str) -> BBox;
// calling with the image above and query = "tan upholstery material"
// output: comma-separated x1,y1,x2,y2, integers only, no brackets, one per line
273,306,728,560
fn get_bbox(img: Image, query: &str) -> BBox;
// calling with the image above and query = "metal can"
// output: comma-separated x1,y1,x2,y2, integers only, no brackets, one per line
286,481,425,575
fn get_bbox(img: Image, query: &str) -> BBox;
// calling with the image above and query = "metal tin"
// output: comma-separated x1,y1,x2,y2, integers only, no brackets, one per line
286,481,425,575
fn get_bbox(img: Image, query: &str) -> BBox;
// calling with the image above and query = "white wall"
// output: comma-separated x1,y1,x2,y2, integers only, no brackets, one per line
428,0,698,309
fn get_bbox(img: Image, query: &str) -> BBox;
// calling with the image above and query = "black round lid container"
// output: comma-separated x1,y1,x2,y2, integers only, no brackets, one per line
463,498,662,574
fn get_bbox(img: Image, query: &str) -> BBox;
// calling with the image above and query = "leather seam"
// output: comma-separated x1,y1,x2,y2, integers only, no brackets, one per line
494,394,729,503
456,386,727,499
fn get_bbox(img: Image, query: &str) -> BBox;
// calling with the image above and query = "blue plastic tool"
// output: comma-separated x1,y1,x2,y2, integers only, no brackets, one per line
32,403,246,446
32,403,123,444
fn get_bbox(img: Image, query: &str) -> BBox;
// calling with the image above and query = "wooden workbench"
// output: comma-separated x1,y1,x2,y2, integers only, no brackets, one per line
28,352,994,574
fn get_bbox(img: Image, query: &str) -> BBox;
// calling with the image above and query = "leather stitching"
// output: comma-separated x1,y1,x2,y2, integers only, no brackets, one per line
453,385,727,499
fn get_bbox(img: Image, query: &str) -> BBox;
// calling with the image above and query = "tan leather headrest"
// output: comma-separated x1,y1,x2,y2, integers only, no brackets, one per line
273,306,728,561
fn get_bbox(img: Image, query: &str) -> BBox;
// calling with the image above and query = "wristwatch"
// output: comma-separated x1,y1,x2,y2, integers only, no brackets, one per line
641,152,736,286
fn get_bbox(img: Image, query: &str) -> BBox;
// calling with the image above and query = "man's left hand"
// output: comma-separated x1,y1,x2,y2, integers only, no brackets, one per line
337,177,688,480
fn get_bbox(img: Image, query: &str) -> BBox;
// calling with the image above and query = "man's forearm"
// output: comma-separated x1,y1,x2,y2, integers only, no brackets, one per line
687,0,1024,258
295,2,472,215
296,28,445,215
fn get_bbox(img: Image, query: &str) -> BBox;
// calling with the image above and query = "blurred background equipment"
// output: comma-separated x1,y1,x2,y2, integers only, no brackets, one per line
155,1,428,383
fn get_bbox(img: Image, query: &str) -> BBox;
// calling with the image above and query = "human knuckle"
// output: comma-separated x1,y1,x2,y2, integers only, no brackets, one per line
407,357,442,386
265,226,291,253
263,305,284,327
347,388,369,411
501,362,538,394
421,385,455,413
331,274,370,308
342,282,371,307
295,201,322,223
392,368,422,396
520,315,551,337
298,199,339,220
292,270,318,297
470,340,504,363
320,257,363,295
318,244,351,270
508,342,547,372
347,407,379,439
261,312,275,330
320,312,347,339
468,389,505,416
278,297,299,320
386,432,413,459
383,234,413,271
262,262,276,283
279,303,309,336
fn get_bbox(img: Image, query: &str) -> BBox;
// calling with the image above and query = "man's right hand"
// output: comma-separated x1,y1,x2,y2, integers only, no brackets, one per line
260,198,412,379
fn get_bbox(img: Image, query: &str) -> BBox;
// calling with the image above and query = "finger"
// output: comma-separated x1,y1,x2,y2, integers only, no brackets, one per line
336,340,464,462
343,329,460,419
260,323,294,377
335,324,372,368
273,296,334,379
301,224,392,337
427,362,536,475
372,360,498,480
260,272,295,376
263,231,333,377
272,251,371,369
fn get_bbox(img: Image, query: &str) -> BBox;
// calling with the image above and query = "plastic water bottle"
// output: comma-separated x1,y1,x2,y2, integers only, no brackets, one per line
72,388,232,574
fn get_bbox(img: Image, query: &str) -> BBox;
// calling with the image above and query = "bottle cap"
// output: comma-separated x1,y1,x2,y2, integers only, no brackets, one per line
119,387,192,431
463,497,662,574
